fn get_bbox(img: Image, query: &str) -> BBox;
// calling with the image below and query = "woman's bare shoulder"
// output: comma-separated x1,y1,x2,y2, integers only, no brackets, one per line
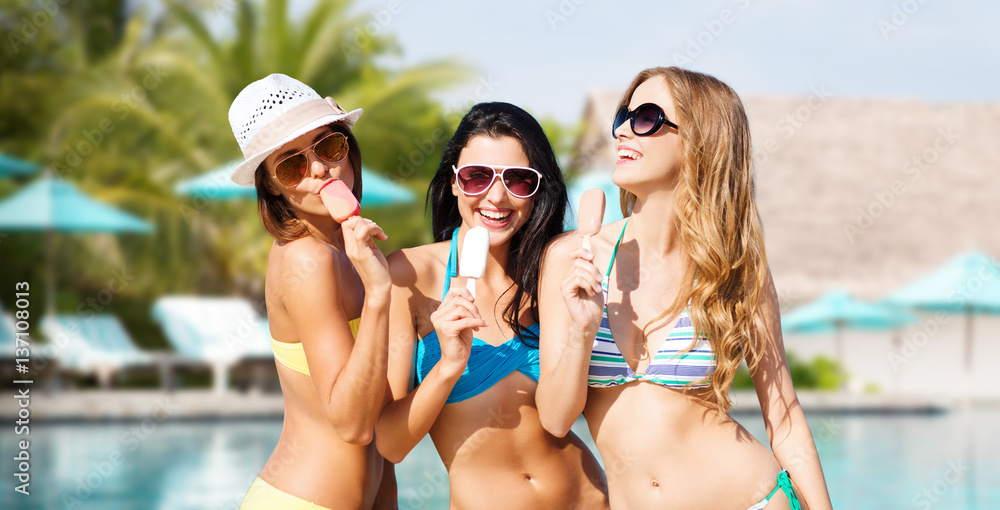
387,241,449,288
545,218,627,263
269,236,339,288
542,230,589,266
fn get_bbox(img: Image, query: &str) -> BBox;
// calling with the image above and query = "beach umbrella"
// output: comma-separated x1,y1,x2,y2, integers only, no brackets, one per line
565,171,624,230
359,170,416,207
883,251,1000,372
0,175,153,312
0,153,39,177
174,160,253,200
782,289,917,366
174,163,415,207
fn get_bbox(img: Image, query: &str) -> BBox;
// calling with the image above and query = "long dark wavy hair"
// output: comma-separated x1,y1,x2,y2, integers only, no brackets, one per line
427,102,567,347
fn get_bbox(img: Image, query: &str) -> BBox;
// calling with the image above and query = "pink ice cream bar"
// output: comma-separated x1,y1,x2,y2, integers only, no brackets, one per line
577,188,605,251
319,179,360,222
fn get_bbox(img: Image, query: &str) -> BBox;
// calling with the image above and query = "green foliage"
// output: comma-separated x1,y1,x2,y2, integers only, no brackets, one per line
538,116,584,175
809,354,847,390
786,352,819,388
732,353,848,391
732,361,753,389
0,0,469,349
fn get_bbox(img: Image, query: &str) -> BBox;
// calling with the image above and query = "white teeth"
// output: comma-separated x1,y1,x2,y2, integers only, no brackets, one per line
617,149,640,160
479,210,510,221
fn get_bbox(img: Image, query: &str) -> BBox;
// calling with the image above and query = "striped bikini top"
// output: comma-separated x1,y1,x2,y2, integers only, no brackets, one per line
587,219,716,389
412,228,540,404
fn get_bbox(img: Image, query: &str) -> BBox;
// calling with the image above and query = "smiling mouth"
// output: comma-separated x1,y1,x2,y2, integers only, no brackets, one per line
478,209,511,224
617,148,641,161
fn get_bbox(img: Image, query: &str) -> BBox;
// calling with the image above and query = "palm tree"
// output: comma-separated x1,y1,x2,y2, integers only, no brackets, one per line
162,0,470,177
3,0,471,325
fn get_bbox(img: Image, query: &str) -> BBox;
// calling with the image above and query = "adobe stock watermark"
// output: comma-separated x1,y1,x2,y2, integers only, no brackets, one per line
602,445,640,486
885,311,951,372
341,0,404,59
885,259,993,371
754,85,832,167
878,0,932,41
215,436,308,510
395,74,502,180
842,126,960,243
51,63,171,179
400,466,448,510
912,459,970,509
572,135,612,177
5,0,71,54
223,310,269,356
545,0,589,31
670,0,756,66
448,404,519,460
177,169,245,223
749,417,843,497
27,267,137,379
776,286,810,314
59,396,180,508
777,417,843,472
211,0,247,19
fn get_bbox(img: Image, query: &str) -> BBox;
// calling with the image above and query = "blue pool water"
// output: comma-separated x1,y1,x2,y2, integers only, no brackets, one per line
3,407,1000,509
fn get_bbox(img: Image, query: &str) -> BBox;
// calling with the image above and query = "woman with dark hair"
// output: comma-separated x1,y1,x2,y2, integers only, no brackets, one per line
536,67,832,509
376,102,608,509
228,74,396,509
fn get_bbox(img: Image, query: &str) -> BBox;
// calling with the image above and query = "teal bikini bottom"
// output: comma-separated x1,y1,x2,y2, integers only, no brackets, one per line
746,470,800,510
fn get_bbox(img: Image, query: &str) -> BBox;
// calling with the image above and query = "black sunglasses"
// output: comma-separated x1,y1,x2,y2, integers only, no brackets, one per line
612,103,678,137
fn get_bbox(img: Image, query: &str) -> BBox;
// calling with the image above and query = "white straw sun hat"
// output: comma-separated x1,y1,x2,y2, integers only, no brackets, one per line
228,73,362,186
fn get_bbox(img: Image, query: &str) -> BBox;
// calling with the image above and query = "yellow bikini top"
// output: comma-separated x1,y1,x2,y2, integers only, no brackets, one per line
270,318,361,376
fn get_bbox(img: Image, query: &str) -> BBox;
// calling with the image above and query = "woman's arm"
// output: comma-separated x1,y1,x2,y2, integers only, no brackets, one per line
751,269,833,510
375,250,484,463
285,218,390,445
535,235,605,437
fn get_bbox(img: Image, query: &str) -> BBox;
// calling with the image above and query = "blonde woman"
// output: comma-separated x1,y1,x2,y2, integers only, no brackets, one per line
228,74,395,509
536,67,832,509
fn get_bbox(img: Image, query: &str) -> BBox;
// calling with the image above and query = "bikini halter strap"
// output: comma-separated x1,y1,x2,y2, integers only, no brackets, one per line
443,227,460,300
605,218,629,277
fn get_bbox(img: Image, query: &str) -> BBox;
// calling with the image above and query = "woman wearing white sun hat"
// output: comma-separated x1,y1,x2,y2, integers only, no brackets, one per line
230,74,396,509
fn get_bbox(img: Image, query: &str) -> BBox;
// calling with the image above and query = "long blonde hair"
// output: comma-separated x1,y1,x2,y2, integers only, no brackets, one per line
619,67,768,412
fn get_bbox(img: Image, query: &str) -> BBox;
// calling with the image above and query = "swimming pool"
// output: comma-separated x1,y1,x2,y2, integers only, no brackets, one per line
3,407,999,509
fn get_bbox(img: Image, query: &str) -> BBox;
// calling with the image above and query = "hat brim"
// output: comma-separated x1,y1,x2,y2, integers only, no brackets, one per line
230,108,363,186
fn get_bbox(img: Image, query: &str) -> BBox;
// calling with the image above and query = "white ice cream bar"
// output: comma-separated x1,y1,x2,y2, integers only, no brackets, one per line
460,227,490,297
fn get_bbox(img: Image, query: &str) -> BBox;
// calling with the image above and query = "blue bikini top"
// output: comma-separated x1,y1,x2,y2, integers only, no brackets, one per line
412,228,540,404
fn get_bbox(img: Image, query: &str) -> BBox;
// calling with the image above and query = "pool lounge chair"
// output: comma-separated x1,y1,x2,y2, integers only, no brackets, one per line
40,314,161,389
151,296,273,393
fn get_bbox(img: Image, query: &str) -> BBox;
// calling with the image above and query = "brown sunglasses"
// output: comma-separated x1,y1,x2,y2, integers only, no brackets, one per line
273,132,350,187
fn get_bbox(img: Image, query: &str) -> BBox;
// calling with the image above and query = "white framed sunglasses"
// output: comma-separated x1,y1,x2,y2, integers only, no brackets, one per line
452,164,543,198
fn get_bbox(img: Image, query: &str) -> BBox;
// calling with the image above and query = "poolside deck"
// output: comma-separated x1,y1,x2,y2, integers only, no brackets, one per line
9,389,286,422
3,389,965,422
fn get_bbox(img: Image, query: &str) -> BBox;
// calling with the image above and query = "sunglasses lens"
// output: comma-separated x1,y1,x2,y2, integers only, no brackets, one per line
275,154,307,186
315,133,349,163
632,104,662,135
502,168,539,197
457,165,496,195
612,107,628,135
